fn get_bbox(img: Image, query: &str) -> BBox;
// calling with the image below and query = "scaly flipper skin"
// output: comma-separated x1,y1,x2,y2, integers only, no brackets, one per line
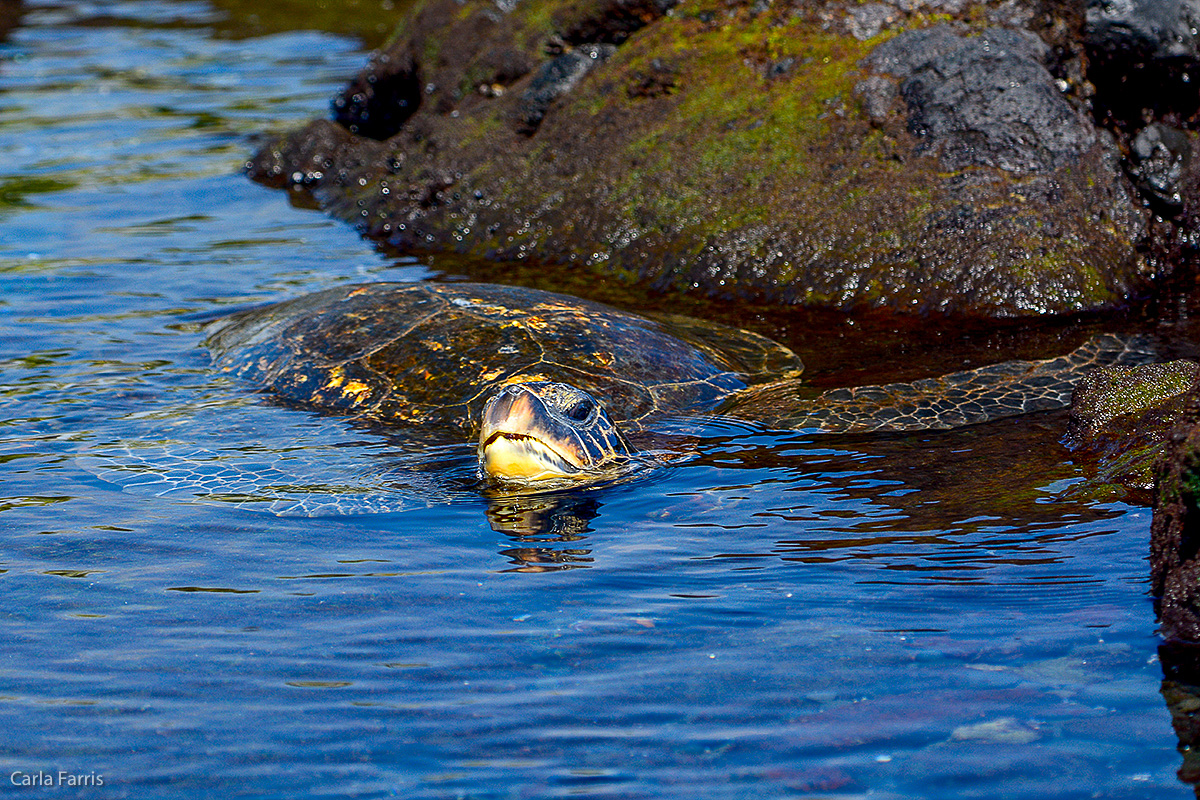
721,334,1158,433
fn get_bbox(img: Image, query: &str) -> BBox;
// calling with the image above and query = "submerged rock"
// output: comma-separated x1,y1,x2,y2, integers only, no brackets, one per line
248,0,1160,316
1121,360,1200,643
1066,359,1200,643
1158,641,1200,788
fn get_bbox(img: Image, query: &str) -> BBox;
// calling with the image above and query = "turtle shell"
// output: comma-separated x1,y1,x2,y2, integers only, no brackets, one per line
205,282,804,433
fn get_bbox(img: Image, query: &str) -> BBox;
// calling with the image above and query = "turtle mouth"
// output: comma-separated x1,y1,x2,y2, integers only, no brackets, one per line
479,430,584,482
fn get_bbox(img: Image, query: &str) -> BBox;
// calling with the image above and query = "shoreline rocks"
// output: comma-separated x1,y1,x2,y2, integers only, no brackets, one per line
1066,358,1198,490
247,0,1197,316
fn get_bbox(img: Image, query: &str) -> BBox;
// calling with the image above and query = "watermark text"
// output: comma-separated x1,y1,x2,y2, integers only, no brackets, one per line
10,771,104,788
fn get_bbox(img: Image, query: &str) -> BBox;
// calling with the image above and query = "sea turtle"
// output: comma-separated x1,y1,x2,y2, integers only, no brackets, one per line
198,281,1153,485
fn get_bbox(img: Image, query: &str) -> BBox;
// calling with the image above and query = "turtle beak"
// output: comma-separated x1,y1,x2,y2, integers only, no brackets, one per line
479,386,587,481
477,384,626,483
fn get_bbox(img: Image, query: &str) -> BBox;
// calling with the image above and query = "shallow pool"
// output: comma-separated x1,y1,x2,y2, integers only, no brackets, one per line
0,1,1186,796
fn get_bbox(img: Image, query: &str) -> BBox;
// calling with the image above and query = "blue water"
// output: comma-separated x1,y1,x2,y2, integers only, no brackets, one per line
0,1,1186,797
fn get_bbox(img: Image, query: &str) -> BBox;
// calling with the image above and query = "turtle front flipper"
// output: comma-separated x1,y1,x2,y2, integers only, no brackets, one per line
723,334,1158,433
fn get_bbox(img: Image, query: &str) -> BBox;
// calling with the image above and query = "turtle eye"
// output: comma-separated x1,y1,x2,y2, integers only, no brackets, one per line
564,397,595,422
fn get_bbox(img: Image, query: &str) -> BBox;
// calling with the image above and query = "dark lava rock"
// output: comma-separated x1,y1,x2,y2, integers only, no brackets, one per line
1129,122,1193,213
1087,0,1200,62
865,25,1095,174
852,75,896,126
844,3,901,41
517,44,617,133
1129,127,1200,258
332,49,423,141
1066,359,1197,488
248,118,387,190
1149,377,1200,642
560,0,682,44
1085,0,1200,126
248,0,1155,316
1175,130,1200,247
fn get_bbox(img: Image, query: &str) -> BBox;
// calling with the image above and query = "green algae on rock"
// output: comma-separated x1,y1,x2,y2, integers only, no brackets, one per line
1066,359,1199,490
248,0,1154,316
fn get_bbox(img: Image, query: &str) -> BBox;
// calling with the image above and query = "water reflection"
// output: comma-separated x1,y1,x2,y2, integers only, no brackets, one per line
688,411,1129,536
454,407,1139,579
484,490,600,572
1157,642,1200,790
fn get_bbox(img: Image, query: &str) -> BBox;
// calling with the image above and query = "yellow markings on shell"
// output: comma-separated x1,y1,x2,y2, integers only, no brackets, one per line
341,380,371,404
323,367,345,389
501,373,550,385
317,368,371,406
391,405,428,423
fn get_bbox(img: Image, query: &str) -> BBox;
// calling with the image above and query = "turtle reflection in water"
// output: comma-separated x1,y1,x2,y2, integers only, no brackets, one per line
205,281,1151,486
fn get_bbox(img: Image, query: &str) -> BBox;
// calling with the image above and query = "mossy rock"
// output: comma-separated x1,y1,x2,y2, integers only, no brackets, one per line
249,0,1152,316
1067,359,1199,489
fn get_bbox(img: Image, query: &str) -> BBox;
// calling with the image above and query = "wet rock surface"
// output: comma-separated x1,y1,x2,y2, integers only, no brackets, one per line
863,25,1096,174
245,0,1200,316
1085,0,1200,127
1066,359,1198,489
331,49,423,140
1129,123,1193,213
1152,386,1200,642
1086,0,1200,64
517,44,617,133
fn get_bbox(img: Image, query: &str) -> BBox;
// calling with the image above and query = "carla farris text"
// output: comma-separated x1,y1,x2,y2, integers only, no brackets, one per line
11,771,104,788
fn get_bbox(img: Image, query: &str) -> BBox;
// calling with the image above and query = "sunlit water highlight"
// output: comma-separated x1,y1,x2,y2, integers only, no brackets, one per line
0,1,1186,797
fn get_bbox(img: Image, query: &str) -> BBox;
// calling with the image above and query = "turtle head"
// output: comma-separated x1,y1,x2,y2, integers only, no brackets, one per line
478,382,631,484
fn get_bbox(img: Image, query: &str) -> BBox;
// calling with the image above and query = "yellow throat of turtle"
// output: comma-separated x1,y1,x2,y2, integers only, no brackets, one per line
477,382,631,484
